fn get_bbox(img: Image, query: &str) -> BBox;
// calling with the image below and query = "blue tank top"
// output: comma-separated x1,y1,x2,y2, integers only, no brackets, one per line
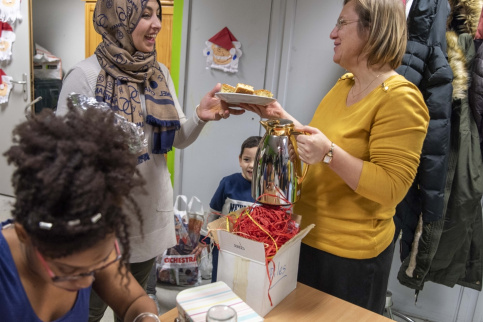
0,220,91,322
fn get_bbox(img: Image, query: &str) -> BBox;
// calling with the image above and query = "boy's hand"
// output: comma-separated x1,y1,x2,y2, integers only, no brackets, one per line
190,242,208,257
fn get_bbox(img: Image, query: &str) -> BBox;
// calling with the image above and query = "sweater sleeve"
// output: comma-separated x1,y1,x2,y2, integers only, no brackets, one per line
356,85,430,207
209,177,227,212
159,63,207,149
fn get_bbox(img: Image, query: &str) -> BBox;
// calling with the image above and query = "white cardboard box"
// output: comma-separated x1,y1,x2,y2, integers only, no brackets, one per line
215,223,314,317
176,281,263,322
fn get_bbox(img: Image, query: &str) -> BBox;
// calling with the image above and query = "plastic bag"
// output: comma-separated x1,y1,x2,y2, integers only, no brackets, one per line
199,246,213,280
33,44,62,80
187,196,204,248
174,195,188,223
156,195,205,286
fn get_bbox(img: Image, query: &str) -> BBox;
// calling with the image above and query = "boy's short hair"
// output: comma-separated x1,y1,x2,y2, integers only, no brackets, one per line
239,136,262,157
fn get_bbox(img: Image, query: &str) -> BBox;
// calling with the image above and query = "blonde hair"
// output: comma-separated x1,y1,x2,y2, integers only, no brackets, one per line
344,0,407,69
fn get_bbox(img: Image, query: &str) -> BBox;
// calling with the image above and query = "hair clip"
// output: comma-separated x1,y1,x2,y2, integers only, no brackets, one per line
67,219,81,227
37,213,102,230
39,221,53,230
91,213,102,223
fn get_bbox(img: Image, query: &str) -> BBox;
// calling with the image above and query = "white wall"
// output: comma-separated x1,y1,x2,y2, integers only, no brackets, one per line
32,0,85,75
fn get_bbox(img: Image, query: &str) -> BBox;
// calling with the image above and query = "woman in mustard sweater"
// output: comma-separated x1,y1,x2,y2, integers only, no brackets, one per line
240,0,429,315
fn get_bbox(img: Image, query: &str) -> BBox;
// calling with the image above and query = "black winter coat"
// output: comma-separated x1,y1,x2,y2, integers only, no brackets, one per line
394,0,453,261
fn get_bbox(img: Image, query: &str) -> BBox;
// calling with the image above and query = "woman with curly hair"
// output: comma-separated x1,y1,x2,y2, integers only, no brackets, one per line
0,106,160,322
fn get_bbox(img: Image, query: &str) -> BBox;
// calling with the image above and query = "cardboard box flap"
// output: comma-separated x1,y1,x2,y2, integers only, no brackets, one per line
207,207,246,245
273,224,314,258
218,230,266,264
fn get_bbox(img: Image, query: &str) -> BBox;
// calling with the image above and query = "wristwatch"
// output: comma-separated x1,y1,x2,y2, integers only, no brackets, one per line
323,142,335,164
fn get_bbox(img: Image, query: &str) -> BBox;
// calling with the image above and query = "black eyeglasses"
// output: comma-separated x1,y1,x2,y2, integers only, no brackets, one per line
335,18,359,30
36,240,121,283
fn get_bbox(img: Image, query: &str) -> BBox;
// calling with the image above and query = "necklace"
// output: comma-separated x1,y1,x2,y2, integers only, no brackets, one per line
350,73,383,98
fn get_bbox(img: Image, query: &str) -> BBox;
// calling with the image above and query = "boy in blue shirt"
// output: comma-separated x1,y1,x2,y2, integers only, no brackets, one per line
209,135,262,282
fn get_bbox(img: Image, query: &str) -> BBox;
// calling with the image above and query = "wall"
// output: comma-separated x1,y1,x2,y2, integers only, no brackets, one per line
32,0,85,75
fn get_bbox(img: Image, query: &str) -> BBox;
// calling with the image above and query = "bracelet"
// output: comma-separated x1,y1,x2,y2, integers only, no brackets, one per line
133,312,160,322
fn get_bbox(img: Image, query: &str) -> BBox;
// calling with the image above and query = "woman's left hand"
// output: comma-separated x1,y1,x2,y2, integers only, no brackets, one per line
295,125,331,164
198,83,246,121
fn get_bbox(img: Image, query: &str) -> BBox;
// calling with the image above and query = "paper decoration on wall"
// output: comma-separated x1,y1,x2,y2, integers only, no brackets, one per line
0,21,15,61
203,27,242,73
0,68,13,104
0,0,22,24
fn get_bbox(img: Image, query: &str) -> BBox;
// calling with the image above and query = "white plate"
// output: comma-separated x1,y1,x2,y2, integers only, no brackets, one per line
215,92,275,106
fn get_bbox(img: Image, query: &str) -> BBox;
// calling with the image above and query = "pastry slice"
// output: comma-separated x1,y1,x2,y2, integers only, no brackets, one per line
221,84,236,93
254,89,273,98
235,83,254,95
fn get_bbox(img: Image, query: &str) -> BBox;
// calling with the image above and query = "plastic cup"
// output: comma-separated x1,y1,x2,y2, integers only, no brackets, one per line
205,305,237,322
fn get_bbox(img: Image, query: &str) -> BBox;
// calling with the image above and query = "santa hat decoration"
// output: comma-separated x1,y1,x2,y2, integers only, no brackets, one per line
0,68,5,88
0,20,15,61
0,68,13,104
0,21,12,37
203,27,242,73
0,0,22,24
208,27,238,51
0,68,10,89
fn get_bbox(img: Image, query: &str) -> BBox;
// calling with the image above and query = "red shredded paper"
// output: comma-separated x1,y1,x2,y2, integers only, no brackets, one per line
232,202,299,260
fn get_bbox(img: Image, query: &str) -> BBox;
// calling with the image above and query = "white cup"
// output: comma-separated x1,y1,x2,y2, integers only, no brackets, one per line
205,305,237,322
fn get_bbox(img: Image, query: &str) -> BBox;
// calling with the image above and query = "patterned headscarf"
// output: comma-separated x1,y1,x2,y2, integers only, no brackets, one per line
93,0,180,163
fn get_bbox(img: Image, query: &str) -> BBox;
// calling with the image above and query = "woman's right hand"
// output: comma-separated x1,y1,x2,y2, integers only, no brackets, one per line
238,101,286,119
239,101,303,128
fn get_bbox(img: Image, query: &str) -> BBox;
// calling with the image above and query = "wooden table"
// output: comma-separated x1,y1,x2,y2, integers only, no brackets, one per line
159,282,392,321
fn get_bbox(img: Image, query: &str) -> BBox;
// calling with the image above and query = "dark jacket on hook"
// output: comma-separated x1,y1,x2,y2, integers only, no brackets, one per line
402,31,483,291
395,0,483,292
394,0,453,262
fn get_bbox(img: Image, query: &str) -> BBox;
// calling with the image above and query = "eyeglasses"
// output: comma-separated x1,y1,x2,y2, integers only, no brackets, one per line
335,18,359,30
36,240,121,283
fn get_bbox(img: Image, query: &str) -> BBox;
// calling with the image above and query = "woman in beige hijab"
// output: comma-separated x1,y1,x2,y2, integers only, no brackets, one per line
57,0,243,320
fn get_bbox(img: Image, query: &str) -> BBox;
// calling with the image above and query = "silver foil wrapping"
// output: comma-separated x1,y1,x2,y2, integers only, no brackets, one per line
67,93,148,155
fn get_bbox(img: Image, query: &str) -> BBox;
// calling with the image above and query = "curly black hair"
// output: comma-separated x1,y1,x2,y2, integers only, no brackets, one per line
3,106,145,272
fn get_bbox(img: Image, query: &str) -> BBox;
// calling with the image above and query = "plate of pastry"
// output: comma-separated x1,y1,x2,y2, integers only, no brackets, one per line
215,83,276,106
